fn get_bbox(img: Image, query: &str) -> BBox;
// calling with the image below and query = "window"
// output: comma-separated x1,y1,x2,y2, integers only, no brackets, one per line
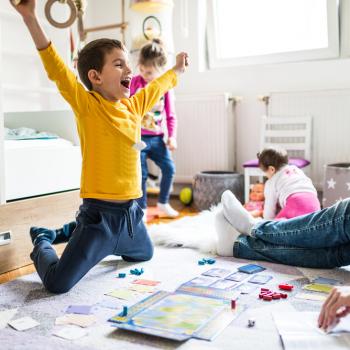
207,0,339,68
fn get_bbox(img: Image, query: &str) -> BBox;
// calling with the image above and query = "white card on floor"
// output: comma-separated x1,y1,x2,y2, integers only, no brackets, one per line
0,308,18,329
133,141,147,151
55,314,96,328
294,293,326,302
248,274,273,285
8,316,40,331
53,326,88,340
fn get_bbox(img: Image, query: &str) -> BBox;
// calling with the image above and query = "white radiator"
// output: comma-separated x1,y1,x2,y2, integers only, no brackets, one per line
269,89,350,188
173,93,235,183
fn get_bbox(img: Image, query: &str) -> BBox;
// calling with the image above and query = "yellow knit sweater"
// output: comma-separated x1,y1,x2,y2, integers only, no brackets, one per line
39,44,177,200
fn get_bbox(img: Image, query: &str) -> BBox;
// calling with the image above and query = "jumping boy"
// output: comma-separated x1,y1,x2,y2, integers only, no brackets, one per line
11,0,188,293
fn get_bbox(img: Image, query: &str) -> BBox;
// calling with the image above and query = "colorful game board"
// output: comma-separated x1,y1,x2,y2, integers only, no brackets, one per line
109,290,240,341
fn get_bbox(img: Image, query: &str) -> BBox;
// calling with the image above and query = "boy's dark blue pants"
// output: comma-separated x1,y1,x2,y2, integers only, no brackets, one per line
30,199,153,294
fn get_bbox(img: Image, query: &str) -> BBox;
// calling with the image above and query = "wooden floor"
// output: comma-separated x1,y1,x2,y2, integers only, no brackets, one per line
0,196,197,285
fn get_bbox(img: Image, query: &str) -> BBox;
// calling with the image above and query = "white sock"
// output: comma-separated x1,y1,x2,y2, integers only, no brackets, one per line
142,208,147,223
221,190,257,235
157,203,179,218
215,209,240,256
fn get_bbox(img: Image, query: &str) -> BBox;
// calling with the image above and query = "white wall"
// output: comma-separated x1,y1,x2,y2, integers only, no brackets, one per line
172,0,350,173
86,0,350,175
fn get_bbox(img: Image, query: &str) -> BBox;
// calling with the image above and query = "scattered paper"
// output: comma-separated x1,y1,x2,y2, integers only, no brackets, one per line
273,312,350,350
55,314,96,328
128,284,155,293
8,316,40,331
313,277,341,286
295,293,327,302
303,283,333,293
105,289,138,301
98,299,123,310
132,279,160,286
53,326,88,340
0,308,18,329
236,283,258,294
65,305,93,315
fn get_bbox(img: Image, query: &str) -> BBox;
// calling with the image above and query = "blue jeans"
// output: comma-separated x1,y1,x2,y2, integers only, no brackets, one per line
138,135,175,209
234,199,350,268
30,199,153,294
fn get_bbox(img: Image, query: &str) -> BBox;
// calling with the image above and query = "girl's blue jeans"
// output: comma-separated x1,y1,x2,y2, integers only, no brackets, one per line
234,198,350,268
138,135,175,209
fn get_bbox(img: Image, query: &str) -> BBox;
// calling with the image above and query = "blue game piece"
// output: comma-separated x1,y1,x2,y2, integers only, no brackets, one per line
198,260,205,265
121,306,128,317
130,268,144,276
207,258,216,265
118,273,126,278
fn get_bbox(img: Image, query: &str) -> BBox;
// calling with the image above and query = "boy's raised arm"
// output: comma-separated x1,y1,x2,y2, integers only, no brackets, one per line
10,0,89,112
129,52,188,118
10,0,50,50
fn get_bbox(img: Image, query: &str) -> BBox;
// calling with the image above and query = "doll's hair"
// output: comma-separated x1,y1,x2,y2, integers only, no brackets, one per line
138,38,167,68
257,147,288,172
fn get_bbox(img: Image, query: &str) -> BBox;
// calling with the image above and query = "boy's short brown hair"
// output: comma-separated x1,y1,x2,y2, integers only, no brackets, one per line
257,147,289,172
77,38,126,90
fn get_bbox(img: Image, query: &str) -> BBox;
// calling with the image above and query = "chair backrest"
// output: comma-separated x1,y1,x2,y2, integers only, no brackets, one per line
260,115,312,160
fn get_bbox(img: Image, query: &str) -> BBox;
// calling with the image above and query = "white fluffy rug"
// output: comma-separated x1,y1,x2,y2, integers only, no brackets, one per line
148,205,221,254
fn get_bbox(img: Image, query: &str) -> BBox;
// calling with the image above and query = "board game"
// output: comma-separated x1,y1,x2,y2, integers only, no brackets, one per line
108,264,268,341
109,290,241,341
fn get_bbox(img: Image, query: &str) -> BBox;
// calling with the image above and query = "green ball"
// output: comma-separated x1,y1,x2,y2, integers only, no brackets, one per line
179,187,192,205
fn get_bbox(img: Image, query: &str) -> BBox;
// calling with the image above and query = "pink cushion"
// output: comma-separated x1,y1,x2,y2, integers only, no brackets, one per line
243,157,310,168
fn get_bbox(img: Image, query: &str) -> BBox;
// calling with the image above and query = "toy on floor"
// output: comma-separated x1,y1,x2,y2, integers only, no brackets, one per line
244,182,265,218
130,268,144,276
109,290,240,341
279,283,294,291
179,187,193,205
259,288,288,301
198,258,216,265
248,319,256,327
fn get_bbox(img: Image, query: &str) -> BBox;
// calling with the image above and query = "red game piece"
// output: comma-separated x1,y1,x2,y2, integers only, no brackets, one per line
281,293,288,299
263,295,272,301
278,284,294,291
272,293,281,299
231,300,236,309
260,288,270,292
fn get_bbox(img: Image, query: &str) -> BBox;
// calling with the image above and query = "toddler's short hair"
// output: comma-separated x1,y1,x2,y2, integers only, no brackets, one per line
77,38,126,90
257,147,289,172
138,38,167,68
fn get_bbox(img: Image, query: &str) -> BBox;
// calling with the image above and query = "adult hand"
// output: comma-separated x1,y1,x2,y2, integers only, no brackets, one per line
318,286,350,331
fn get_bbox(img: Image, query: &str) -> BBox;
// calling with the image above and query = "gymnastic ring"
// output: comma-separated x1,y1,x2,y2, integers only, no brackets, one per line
45,0,77,29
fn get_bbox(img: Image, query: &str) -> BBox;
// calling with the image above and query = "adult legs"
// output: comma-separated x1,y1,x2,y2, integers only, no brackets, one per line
215,209,240,256
252,199,350,248
233,234,350,268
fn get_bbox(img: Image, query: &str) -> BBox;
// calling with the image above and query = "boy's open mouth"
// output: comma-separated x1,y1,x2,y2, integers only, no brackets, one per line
121,78,131,89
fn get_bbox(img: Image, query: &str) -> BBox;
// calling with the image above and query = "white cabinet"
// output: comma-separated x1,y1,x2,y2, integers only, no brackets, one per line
0,1,75,204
